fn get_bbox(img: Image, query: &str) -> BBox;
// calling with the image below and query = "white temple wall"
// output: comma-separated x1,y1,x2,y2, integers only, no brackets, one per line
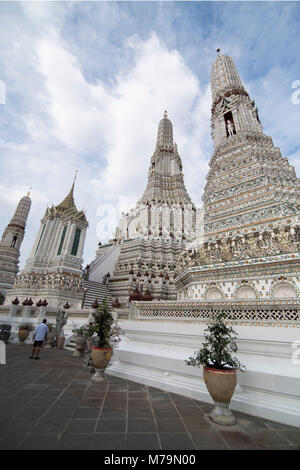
107,319,300,428
177,277,300,301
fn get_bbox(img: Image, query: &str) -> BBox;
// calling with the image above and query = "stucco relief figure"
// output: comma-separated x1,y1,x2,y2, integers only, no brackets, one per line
245,236,265,258
218,239,234,261
275,229,295,254
194,246,211,265
227,119,235,136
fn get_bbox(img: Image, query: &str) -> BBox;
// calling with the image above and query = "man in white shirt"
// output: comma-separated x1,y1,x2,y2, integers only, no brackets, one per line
30,319,49,360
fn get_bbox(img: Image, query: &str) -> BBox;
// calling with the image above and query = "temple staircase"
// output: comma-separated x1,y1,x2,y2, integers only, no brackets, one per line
82,279,113,310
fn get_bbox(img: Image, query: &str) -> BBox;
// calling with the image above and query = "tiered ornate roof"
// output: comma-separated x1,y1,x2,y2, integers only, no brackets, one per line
43,180,87,224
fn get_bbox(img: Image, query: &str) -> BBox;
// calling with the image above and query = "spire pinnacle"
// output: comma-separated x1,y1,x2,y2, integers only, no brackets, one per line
216,48,220,54
55,175,77,213
163,110,168,119
211,53,244,102
26,186,32,198
73,169,78,186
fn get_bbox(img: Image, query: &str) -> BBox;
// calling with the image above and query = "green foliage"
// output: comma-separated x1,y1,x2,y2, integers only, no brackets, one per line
186,313,246,371
18,322,34,331
72,326,88,336
88,298,117,348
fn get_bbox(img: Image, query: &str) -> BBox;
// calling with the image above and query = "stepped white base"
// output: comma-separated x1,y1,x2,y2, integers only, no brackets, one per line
106,320,300,428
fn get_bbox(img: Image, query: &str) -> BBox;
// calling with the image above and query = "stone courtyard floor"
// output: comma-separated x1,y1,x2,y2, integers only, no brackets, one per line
0,344,299,451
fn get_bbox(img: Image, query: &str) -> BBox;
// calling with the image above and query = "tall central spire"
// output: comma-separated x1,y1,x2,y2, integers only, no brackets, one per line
156,110,173,147
139,112,193,206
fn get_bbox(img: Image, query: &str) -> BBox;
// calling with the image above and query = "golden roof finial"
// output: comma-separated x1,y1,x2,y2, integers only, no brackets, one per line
26,186,32,197
163,110,168,119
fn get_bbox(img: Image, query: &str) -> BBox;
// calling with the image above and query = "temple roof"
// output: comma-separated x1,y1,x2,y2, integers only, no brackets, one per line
43,178,88,225
55,181,76,213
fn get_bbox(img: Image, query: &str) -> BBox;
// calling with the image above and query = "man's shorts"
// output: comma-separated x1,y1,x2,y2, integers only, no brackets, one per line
33,340,43,347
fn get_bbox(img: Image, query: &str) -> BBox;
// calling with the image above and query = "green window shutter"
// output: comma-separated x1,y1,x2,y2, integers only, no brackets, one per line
57,225,67,255
35,224,45,255
71,228,81,256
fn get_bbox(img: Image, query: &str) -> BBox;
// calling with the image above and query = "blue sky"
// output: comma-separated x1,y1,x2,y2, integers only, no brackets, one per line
0,1,300,268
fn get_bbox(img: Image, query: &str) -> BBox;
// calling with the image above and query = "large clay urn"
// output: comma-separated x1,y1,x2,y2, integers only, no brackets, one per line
91,346,112,382
203,366,237,425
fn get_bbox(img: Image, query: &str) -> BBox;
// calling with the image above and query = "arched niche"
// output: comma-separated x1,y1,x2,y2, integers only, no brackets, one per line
205,287,223,300
273,283,297,299
236,286,256,299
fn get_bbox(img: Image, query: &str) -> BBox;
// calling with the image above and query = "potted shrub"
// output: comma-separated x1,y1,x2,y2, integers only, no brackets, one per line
186,313,245,425
18,322,34,343
72,326,88,357
88,298,121,382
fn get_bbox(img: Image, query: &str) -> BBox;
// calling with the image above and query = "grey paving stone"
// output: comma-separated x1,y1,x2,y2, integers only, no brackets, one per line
248,429,294,448
14,407,47,420
33,418,68,435
103,398,127,409
156,419,186,433
128,419,157,433
73,407,100,419
90,433,127,450
128,399,151,408
128,407,154,419
219,430,264,450
276,430,300,446
181,414,214,431
42,406,75,419
0,433,25,450
160,433,195,450
64,419,97,434
56,433,93,450
238,416,270,432
18,434,58,450
100,408,127,419
190,430,229,449
25,384,49,391
125,433,160,450
153,408,180,419
263,419,300,432
96,418,126,433
79,398,103,408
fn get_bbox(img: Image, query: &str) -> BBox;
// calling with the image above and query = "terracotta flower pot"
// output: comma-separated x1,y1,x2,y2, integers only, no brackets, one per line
91,346,112,382
18,329,30,343
203,365,237,425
